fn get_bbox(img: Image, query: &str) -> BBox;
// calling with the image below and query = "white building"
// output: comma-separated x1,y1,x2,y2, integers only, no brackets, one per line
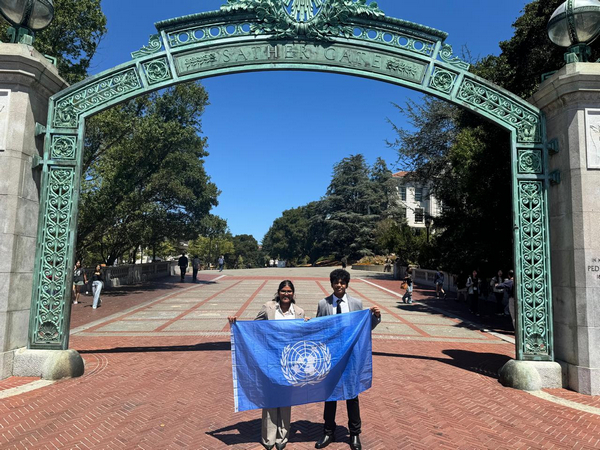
392,171,442,229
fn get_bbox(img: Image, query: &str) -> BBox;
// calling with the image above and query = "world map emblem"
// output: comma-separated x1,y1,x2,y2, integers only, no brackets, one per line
281,340,332,386
284,0,324,23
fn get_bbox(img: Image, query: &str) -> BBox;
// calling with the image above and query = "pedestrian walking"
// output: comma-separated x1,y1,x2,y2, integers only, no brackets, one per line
218,255,224,272
456,270,468,303
314,269,380,450
490,269,505,315
402,269,413,304
341,256,348,269
178,253,188,281
466,269,481,315
434,269,446,299
72,260,87,305
91,265,104,309
228,280,307,450
496,270,515,328
192,255,200,281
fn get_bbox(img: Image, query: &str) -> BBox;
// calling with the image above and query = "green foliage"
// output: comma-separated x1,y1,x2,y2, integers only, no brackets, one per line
386,0,580,276
78,83,219,265
263,156,404,264
0,0,107,84
231,234,263,268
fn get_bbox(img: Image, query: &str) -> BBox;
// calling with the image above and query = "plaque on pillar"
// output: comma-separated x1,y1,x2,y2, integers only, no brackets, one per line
0,90,8,152
585,108,600,169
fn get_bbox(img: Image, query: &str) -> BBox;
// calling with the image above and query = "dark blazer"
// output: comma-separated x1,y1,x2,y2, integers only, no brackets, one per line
316,295,381,329
255,300,305,321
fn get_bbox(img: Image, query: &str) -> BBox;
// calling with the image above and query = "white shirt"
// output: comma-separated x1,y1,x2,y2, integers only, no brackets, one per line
275,303,296,320
332,294,350,314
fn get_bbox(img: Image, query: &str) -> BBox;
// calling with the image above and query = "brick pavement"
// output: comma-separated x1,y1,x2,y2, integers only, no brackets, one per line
0,269,599,449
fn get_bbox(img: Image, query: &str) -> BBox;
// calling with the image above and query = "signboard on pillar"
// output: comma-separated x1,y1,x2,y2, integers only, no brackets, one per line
585,108,600,169
0,90,9,152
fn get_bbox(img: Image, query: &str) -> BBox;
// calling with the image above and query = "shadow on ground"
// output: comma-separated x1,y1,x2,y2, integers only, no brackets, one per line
78,341,230,354
207,419,331,446
373,349,510,379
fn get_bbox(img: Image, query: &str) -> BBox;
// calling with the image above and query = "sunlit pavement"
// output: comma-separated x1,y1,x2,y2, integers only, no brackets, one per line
1,268,599,449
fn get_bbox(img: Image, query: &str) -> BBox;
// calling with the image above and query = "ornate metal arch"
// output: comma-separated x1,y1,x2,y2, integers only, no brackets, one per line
30,0,553,361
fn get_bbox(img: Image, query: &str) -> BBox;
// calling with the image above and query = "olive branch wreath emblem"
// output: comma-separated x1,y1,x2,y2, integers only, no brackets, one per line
281,341,332,386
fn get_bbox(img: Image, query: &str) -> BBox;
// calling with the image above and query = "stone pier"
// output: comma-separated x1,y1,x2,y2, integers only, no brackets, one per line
531,63,600,395
0,44,68,378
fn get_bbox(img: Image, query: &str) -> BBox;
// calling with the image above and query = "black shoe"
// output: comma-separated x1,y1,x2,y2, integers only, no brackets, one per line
275,443,287,450
262,445,274,450
350,434,362,450
315,434,335,449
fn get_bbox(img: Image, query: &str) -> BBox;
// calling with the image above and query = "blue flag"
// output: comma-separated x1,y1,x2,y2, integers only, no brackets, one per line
230,309,373,412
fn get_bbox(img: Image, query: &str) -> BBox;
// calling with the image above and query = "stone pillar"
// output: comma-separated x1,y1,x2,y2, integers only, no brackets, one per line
0,44,68,379
531,63,600,395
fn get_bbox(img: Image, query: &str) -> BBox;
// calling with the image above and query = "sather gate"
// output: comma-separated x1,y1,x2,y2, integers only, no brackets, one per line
30,0,554,363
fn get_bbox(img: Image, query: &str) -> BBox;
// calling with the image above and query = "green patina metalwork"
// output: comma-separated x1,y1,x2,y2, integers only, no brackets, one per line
30,0,553,360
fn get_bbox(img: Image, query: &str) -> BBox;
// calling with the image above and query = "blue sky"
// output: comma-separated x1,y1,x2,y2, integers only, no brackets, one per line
91,0,531,242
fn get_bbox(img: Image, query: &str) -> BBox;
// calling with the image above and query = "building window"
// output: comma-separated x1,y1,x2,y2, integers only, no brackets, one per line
400,207,407,219
415,187,423,202
415,208,424,223
399,186,406,201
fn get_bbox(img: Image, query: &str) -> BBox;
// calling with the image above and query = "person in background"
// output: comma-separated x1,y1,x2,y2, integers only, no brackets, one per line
496,270,515,328
178,253,188,281
402,269,413,304
228,280,306,450
218,255,225,272
91,265,104,309
490,269,505,315
434,269,446,299
192,255,200,282
466,269,481,316
72,260,87,305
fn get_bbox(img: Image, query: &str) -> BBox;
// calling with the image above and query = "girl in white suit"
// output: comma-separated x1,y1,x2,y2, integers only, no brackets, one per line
229,280,305,450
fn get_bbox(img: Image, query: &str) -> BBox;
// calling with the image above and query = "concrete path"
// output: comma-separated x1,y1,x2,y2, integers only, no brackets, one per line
1,268,599,449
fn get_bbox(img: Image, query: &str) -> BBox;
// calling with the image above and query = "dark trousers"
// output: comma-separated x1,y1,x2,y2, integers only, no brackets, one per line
494,292,504,313
192,267,198,281
468,293,478,313
180,267,186,280
323,397,361,436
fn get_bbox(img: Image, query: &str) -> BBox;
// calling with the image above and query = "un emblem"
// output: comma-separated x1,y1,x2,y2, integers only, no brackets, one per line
284,0,324,23
281,341,332,386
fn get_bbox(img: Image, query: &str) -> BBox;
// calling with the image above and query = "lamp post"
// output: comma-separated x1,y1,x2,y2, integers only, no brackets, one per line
547,0,600,63
424,216,432,243
0,0,54,45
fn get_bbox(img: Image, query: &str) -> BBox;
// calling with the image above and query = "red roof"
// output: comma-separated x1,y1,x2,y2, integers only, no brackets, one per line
392,171,410,178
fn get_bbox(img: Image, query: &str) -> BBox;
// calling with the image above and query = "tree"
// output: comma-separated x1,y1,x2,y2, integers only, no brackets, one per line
78,83,220,265
0,0,107,83
262,204,317,265
386,0,587,275
231,234,262,268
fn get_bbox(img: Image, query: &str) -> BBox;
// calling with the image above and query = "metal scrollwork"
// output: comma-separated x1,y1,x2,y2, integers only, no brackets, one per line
50,135,77,160
517,181,550,357
53,68,142,128
143,58,172,85
131,34,163,59
458,79,542,143
221,0,384,40
31,168,76,347
429,67,457,94
439,44,470,70
518,149,543,174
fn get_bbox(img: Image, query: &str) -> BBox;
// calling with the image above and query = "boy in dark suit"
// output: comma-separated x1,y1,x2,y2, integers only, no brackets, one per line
315,269,381,450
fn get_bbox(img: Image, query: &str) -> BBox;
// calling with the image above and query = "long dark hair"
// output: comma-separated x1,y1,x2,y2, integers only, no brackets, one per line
274,280,295,303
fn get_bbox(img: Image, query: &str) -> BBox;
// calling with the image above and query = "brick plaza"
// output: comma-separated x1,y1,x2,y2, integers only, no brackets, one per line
1,268,599,449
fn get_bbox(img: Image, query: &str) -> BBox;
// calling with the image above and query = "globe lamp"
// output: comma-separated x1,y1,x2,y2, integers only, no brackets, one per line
0,0,55,45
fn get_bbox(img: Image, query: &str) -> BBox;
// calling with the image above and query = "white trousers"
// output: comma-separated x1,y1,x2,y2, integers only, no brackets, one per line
262,406,291,447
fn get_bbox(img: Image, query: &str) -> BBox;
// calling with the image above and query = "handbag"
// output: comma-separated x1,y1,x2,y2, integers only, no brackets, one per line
401,281,408,290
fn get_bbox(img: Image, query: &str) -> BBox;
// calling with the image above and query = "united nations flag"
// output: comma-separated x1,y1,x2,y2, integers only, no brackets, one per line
230,309,373,412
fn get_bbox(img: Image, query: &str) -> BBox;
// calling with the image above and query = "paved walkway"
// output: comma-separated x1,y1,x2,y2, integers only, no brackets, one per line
1,268,599,449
